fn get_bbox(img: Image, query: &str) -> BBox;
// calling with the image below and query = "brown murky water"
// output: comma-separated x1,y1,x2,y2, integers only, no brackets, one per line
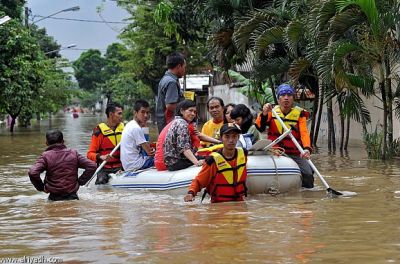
0,113,399,263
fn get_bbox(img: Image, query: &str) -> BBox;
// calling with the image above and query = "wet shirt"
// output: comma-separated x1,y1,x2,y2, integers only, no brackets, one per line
200,119,224,147
120,119,148,171
163,117,195,166
155,71,184,130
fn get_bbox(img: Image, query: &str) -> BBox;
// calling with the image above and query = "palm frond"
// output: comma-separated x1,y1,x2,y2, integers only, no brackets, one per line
233,11,274,52
254,26,284,56
337,89,371,123
335,0,380,36
328,8,364,39
346,73,375,96
289,58,310,85
284,20,303,57
252,57,290,81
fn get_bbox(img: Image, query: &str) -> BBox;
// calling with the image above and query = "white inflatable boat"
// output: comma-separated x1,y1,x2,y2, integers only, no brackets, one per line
109,154,301,195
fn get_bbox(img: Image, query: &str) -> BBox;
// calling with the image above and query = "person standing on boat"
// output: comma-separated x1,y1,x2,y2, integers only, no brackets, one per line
255,84,314,188
29,130,97,201
184,123,248,203
156,52,186,133
120,100,154,171
200,97,225,147
87,102,124,184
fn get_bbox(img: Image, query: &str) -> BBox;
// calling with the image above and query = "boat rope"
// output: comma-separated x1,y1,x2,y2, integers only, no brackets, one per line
265,155,280,196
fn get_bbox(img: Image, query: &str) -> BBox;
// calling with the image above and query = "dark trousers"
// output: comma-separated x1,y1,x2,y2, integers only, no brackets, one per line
48,193,79,201
289,155,314,188
167,159,194,171
96,167,121,185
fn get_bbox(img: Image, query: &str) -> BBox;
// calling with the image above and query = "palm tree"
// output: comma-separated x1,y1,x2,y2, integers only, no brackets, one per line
325,0,400,158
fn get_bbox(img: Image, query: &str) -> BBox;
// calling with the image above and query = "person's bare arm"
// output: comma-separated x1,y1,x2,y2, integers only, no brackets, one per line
183,149,203,166
198,133,221,145
140,142,155,156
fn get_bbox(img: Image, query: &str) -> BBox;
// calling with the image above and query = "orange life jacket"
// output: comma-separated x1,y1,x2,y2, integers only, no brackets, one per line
268,106,309,156
206,148,247,203
98,122,124,168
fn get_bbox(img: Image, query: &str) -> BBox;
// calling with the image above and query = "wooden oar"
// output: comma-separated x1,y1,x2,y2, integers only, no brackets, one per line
271,108,342,196
85,142,121,187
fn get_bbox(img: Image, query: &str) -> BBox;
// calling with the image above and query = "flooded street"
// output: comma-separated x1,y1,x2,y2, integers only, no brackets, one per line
0,113,399,263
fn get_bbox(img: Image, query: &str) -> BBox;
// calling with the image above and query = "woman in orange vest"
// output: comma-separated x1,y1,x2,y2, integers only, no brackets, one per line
184,123,247,203
255,84,314,188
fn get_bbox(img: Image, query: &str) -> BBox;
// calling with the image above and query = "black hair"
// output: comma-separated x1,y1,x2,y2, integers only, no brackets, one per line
230,104,253,133
105,102,123,118
134,100,150,112
46,129,63,145
176,99,197,117
166,52,185,69
206,97,224,109
223,103,236,123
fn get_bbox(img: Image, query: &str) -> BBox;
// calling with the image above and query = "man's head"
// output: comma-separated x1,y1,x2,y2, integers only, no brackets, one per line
220,123,241,151
105,102,123,125
167,52,186,78
207,97,224,122
134,100,150,127
277,84,295,110
46,129,64,146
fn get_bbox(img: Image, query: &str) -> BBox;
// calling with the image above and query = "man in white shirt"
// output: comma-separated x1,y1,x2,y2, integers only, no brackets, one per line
121,100,155,171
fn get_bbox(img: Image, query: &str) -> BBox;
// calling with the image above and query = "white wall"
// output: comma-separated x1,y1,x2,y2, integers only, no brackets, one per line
210,84,250,105
317,95,400,145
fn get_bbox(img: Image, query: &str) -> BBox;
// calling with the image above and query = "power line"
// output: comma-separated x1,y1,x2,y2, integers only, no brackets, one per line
68,48,107,51
33,15,129,24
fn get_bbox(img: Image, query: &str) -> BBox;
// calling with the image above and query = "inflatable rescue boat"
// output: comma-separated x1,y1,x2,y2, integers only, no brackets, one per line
109,154,302,195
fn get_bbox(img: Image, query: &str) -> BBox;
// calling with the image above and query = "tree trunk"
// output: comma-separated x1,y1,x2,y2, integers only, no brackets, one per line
313,83,324,146
379,79,387,160
339,103,345,150
385,57,393,154
327,99,336,152
310,81,320,146
36,112,41,121
10,116,16,133
269,77,278,104
344,115,350,150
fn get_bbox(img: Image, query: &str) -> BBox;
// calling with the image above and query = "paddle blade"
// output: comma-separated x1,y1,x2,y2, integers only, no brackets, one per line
327,188,343,196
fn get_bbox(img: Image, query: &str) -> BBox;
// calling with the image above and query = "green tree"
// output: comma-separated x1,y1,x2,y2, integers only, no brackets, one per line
29,24,61,59
118,0,210,95
318,0,400,158
0,0,25,20
101,43,129,101
73,49,106,92
0,19,46,132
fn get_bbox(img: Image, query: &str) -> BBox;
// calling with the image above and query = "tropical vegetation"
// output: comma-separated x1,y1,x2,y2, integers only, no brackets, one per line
2,0,400,160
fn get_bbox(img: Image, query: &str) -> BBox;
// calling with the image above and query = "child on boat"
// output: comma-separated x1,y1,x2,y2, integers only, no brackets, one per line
184,123,248,203
28,130,96,201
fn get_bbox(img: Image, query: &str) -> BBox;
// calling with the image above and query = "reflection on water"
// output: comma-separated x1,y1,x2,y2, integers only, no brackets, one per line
0,113,399,263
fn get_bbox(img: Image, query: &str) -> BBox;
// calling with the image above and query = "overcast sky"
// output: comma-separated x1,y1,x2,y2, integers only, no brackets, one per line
26,0,129,61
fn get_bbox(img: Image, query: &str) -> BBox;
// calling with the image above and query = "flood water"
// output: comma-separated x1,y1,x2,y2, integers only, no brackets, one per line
0,113,399,264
